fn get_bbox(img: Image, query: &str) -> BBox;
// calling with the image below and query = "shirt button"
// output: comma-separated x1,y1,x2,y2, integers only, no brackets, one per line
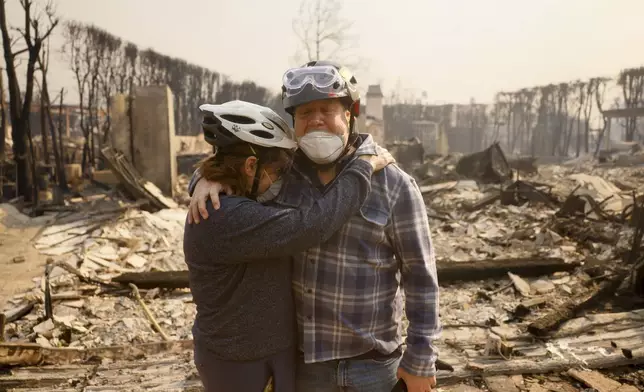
307,288,313,294
309,259,315,264
306,315,312,321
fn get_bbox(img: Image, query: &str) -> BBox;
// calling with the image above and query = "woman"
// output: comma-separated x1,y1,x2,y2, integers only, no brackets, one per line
183,100,394,392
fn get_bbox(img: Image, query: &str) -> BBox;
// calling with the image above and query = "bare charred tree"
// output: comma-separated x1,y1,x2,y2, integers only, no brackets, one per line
593,77,610,156
61,19,282,140
37,37,66,192
292,0,361,69
62,24,113,172
490,92,508,145
96,30,121,144
563,80,584,156
85,26,111,170
551,83,570,156
617,67,644,141
497,92,514,151
38,87,48,164
62,21,91,171
532,85,552,156
0,0,58,201
506,94,518,153
117,42,138,95
0,66,6,160
56,88,65,164
520,88,537,154
508,88,537,154
581,80,596,154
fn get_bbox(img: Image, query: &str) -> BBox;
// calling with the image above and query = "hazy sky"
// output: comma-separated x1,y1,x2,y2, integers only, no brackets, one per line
5,0,644,104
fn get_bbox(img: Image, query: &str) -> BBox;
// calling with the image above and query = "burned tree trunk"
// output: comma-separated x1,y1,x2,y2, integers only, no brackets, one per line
0,0,58,201
39,91,49,164
0,67,6,161
0,3,29,200
617,67,644,142
38,54,67,193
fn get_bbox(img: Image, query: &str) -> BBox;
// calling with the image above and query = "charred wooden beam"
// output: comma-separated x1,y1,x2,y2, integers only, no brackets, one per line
0,339,193,367
501,180,559,207
438,347,644,386
527,273,627,337
0,313,5,342
113,258,581,290
438,257,579,283
112,270,191,290
3,301,35,323
551,218,619,247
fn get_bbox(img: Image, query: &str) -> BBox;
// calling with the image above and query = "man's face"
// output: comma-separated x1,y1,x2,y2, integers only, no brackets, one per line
293,99,351,140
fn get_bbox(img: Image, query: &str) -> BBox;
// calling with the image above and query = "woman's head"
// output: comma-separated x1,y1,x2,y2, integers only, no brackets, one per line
198,100,298,201
197,143,293,200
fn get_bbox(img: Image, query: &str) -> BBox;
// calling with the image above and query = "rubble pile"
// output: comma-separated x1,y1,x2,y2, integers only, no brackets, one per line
1,143,644,391
1,193,195,352
409,145,644,390
422,164,643,265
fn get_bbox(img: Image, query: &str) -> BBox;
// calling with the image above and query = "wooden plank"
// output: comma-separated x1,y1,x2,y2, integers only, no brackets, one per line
100,147,176,211
3,347,643,390
112,271,191,289
1,357,199,391
567,369,638,392
553,309,644,338
438,257,579,283
0,339,193,366
439,347,644,385
528,275,625,336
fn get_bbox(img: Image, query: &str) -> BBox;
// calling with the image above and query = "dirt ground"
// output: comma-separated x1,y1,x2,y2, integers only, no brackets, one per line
0,206,53,310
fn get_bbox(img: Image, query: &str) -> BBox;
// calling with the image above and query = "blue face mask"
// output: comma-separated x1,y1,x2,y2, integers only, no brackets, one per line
256,177,283,203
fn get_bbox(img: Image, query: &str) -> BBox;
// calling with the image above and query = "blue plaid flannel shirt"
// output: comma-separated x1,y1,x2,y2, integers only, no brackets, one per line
272,134,441,376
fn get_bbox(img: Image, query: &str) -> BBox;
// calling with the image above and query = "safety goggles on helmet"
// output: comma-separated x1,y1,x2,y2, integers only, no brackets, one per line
282,65,348,97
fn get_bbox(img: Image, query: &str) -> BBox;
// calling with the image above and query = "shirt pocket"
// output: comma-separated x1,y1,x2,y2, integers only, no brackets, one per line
359,192,392,227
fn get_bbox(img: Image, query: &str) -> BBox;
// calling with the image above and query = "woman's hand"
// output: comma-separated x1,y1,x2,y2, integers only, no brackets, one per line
358,145,396,172
188,180,233,224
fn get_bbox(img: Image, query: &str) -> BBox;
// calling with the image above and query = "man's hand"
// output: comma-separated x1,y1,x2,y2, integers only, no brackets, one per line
187,179,232,224
396,367,436,392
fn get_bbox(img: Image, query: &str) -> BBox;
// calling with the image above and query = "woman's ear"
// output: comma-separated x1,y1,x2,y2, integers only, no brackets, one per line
243,156,258,177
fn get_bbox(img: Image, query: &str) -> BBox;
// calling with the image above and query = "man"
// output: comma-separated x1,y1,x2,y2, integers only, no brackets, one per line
188,61,441,392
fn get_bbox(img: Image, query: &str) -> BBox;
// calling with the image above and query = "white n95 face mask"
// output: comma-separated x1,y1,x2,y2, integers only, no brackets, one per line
297,130,346,164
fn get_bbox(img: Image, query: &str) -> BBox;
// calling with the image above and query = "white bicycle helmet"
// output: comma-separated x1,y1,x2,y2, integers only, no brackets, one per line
200,101,297,150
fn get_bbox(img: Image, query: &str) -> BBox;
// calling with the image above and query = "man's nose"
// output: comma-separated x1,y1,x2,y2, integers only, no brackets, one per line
308,111,325,126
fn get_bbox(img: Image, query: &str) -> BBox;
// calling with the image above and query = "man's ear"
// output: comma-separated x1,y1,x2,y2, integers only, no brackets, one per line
243,156,258,177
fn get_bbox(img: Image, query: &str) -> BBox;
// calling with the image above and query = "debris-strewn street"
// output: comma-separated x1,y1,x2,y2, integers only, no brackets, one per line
1,144,644,391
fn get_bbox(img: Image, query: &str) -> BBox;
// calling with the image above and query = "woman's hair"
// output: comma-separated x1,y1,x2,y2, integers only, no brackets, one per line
196,143,291,196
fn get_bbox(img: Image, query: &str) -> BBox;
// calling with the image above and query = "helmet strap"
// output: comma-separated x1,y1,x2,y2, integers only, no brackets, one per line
248,145,265,199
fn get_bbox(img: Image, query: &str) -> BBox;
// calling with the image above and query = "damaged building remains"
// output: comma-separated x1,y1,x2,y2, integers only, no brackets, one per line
3,136,644,391
2,7,644,392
